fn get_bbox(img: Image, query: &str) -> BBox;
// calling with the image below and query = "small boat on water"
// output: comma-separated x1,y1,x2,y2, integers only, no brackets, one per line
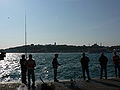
0,52,6,60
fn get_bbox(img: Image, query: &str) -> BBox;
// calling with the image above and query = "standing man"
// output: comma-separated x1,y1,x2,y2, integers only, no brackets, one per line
112,52,120,78
26,54,36,88
20,55,27,85
52,54,61,82
99,53,108,79
80,53,91,80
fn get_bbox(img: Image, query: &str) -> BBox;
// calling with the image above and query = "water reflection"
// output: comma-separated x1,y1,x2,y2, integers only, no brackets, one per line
0,53,115,82
0,53,21,82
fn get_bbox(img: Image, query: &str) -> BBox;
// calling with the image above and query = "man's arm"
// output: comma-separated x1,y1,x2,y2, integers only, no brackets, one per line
57,60,61,66
106,57,108,62
87,57,90,62
20,59,22,65
34,60,36,67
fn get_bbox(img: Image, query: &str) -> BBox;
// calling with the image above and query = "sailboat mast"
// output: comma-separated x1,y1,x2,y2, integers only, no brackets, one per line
25,12,27,58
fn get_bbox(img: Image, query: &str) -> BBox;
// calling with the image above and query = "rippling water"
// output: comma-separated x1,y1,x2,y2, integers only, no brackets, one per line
0,53,117,82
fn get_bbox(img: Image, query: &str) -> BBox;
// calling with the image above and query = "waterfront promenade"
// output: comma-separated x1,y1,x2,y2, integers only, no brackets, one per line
0,78,120,90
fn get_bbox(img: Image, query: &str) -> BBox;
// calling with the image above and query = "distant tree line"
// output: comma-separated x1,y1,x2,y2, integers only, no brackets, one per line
0,44,120,53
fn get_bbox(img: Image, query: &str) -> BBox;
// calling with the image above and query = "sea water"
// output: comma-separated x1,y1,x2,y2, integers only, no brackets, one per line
0,53,118,82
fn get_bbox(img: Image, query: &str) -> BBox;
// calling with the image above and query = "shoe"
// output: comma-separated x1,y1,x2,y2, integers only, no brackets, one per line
32,83,35,86
105,77,107,79
88,78,91,80
54,79,59,82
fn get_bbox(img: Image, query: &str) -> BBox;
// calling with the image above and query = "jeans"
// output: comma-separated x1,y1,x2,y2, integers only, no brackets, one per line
114,64,120,78
28,69,35,86
53,68,58,81
21,70,27,84
100,65,107,79
82,66,90,80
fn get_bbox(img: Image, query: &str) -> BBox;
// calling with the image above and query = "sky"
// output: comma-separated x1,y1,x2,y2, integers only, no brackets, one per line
0,0,120,49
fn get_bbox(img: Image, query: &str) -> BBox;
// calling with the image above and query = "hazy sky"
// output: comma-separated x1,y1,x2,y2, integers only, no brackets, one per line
0,0,120,49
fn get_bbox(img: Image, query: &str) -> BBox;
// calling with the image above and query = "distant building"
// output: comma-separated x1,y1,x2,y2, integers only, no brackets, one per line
54,42,56,45
31,44,34,46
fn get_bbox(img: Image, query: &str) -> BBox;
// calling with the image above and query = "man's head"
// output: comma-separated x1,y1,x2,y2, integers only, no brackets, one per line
29,54,32,59
82,53,85,57
55,54,58,58
101,53,104,56
22,55,25,59
114,52,117,55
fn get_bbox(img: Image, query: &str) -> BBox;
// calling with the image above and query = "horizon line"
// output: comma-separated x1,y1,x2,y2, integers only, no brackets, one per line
0,43,120,50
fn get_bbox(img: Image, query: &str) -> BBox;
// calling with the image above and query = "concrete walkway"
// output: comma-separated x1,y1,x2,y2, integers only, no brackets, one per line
0,78,120,90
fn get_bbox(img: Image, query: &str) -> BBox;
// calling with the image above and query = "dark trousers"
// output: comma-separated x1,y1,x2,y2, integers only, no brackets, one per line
114,64,120,78
100,65,107,79
82,66,90,80
21,70,27,84
28,69,35,86
53,68,57,81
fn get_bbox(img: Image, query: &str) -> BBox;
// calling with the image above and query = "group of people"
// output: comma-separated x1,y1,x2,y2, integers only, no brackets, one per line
20,52,120,87
20,53,60,88
80,52,120,80
51,52,120,81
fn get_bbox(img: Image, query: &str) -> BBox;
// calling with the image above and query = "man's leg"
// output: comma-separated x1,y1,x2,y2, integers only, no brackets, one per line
23,71,27,84
115,64,117,78
21,71,24,83
82,67,86,80
117,64,120,78
28,70,31,87
100,66,103,79
32,70,35,86
86,67,91,80
104,65,107,79
54,68,58,81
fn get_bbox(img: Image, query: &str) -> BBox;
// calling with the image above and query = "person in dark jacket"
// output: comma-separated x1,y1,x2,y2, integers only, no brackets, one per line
99,53,108,79
20,55,27,85
112,52,120,78
26,54,36,88
80,53,91,80
52,54,61,82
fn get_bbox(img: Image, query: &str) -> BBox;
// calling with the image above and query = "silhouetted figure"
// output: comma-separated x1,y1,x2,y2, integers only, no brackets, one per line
112,52,120,78
99,53,108,79
26,54,36,88
0,52,6,60
20,55,27,85
52,54,61,82
80,53,91,80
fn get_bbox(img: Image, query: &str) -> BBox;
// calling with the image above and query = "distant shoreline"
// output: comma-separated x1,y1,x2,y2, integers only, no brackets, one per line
1,44,120,53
